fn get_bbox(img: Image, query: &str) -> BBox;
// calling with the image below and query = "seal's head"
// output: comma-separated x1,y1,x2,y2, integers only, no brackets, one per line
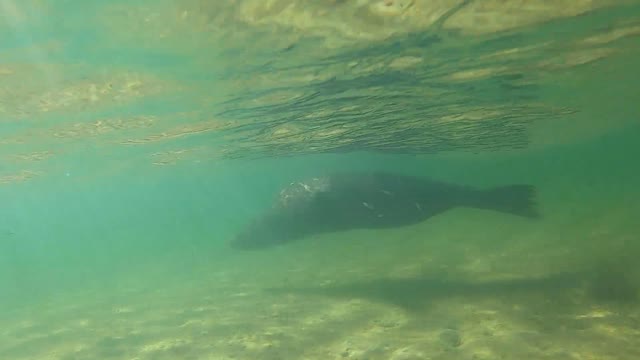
230,178,328,250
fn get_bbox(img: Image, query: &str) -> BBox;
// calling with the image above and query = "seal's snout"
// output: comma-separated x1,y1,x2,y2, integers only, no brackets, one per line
230,215,300,250
229,234,259,250
229,226,259,250
229,217,279,250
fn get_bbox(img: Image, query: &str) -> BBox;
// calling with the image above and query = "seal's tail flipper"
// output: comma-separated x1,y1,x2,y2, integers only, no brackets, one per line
472,184,539,218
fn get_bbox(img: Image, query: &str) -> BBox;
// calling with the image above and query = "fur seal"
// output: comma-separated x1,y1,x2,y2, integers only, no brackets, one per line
231,171,538,250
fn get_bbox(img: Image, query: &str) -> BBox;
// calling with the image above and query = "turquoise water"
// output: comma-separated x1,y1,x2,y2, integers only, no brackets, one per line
1,1,640,359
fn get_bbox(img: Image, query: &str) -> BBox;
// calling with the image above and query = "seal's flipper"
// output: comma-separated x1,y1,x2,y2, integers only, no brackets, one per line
469,184,538,218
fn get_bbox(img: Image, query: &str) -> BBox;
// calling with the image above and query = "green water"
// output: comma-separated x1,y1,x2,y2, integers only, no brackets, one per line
1,1,640,359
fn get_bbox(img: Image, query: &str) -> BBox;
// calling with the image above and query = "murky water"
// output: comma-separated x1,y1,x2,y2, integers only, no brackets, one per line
1,1,639,359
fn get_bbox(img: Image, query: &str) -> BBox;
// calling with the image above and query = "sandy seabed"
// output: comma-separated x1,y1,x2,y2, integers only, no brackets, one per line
2,204,639,360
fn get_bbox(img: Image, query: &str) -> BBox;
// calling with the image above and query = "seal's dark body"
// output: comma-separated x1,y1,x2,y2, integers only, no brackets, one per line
231,172,537,250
